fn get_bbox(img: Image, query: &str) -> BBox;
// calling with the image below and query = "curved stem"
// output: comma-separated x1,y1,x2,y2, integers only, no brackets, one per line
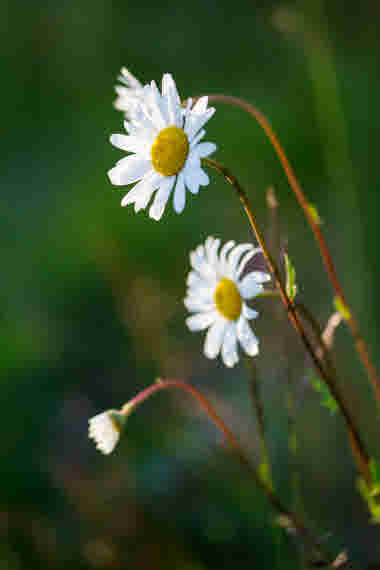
122,380,291,513
203,157,370,486
199,93,380,413
121,379,333,565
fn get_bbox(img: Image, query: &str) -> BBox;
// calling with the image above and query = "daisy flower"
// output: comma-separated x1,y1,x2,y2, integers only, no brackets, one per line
184,237,270,367
88,410,122,454
108,73,216,221
114,67,147,119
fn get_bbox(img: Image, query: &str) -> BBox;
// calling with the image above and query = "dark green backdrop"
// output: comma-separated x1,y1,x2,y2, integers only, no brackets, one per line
2,0,380,568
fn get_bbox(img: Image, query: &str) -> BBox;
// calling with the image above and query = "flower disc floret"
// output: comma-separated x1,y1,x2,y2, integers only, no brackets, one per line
108,73,216,220
214,278,242,321
184,237,271,367
151,126,189,176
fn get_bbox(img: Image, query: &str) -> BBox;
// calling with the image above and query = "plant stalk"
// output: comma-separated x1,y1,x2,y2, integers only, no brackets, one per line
203,157,370,486
121,379,342,567
197,93,380,414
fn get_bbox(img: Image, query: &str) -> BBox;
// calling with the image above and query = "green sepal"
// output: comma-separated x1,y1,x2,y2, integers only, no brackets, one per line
311,377,338,414
109,409,128,431
284,253,297,301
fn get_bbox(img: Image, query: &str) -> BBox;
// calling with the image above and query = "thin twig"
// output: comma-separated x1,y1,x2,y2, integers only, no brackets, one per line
197,93,380,414
203,157,370,486
121,379,341,567
245,358,273,489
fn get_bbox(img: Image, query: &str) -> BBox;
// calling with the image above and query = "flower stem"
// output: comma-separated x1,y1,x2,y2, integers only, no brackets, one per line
199,93,380,415
203,157,371,486
245,358,273,490
121,379,337,566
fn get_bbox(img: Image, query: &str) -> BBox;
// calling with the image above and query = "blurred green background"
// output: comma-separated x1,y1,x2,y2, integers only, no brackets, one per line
2,0,380,567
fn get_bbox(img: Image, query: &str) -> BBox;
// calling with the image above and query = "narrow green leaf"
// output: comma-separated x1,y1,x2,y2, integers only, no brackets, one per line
308,203,323,225
333,296,351,321
289,431,298,455
258,461,273,491
312,377,338,414
357,475,380,523
369,458,380,492
284,253,297,301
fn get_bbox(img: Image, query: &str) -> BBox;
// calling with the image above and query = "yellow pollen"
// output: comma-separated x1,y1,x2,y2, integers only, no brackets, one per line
150,126,189,176
214,278,242,321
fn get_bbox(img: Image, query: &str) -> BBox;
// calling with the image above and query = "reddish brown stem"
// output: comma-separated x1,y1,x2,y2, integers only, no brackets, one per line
122,380,293,513
203,157,370,486
199,93,380,413
121,380,333,562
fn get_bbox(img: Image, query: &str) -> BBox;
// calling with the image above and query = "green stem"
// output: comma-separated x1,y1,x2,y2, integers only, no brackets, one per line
246,358,273,490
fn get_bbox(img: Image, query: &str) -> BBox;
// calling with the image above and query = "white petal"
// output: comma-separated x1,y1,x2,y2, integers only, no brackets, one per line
194,142,217,158
205,237,221,267
187,270,204,288
189,246,217,282
189,129,206,147
221,323,239,367
204,317,227,359
249,271,271,283
186,284,214,302
205,236,215,248
134,173,163,211
88,411,119,455
185,108,215,140
120,171,160,207
149,80,168,130
227,244,253,275
161,74,182,127
121,179,149,206
192,96,208,114
109,134,144,153
184,297,215,313
149,177,174,220
161,73,180,104
236,249,258,279
118,67,142,89
187,166,209,188
184,168,200,195
108,156,151,186
173,173,186,214
190,247,205,271
238,273,264,299
219,241,235,274
242,303,258,320
237,317,259,357
186,310,218,332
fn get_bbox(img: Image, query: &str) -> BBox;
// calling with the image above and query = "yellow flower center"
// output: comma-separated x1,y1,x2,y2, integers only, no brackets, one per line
150,126,189,176
214,278,242,321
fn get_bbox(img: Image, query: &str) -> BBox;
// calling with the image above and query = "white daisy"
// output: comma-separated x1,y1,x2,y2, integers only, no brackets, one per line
88,410,121,455
114,67,147,119
108,73,216,221
184,237,270,367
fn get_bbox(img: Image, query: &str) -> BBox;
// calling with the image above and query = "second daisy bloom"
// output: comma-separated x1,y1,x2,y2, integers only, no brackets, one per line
108,73,216,221
184,237,270,367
